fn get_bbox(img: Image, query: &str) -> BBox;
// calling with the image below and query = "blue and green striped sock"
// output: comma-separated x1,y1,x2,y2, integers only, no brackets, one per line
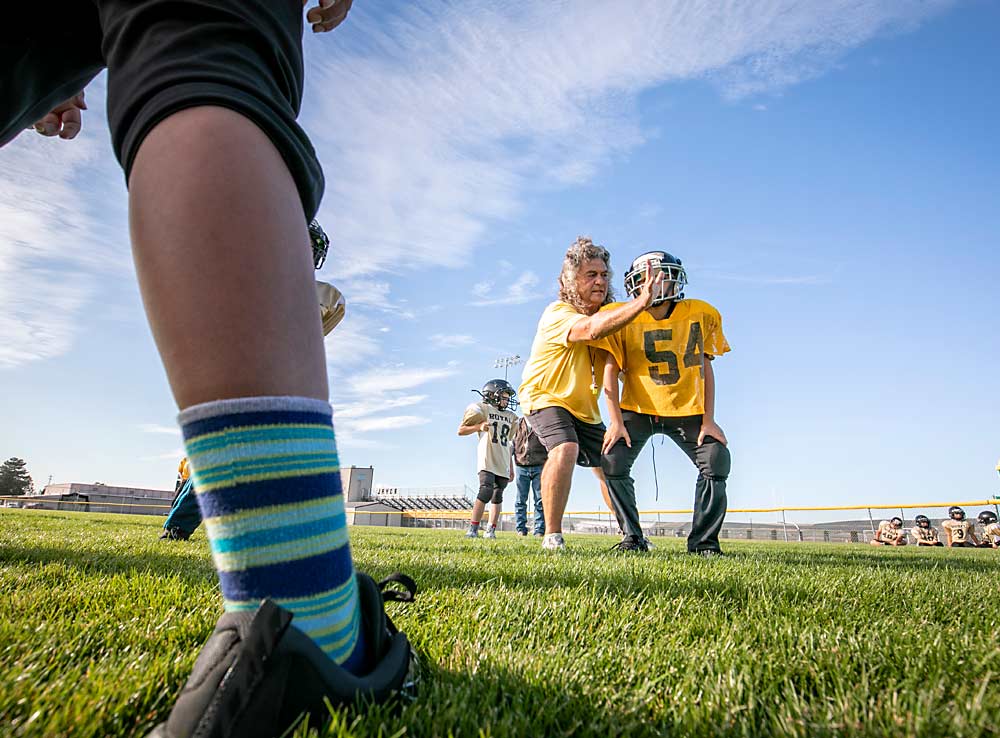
179,396,368,673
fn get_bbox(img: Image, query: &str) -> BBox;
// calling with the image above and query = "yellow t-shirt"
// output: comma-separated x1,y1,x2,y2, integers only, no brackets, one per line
519,301,603,424
177,457,191,481
595,299,730,417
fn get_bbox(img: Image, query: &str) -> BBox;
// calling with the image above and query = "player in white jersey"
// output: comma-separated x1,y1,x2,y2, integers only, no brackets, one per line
977,510,999,549
942,506,980,548
870,517,907,546
458,380,518,539
910,515,943,546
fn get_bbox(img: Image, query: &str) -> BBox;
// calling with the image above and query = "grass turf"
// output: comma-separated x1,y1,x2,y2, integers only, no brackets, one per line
1,509,998,738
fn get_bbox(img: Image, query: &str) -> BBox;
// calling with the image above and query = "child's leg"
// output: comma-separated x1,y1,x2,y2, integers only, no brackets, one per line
129,105,366,671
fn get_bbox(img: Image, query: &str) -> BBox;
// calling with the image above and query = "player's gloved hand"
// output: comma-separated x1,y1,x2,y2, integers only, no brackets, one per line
304,0,353,33
602,421,631,455
697,419,728,447
31,91,86,139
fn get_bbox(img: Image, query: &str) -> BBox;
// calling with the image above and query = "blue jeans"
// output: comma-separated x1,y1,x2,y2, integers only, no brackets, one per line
514,464,545,535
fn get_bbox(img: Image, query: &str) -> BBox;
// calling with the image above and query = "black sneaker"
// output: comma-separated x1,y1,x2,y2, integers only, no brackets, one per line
610,535,650,553
159,527,191,541
146,572,418,738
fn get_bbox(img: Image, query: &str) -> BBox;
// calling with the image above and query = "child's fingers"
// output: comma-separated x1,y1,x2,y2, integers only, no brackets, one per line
59,108,83,139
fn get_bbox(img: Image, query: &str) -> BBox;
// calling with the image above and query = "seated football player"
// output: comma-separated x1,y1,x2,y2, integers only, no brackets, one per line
977,510,999,549
458,380,518,539
598,251,731,555
870,517,907,546
942,506,980,548
910,515,943,546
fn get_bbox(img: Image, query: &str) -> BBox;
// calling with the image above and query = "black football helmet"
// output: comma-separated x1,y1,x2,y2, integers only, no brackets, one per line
889,517,903,528
915,515,931,528
624,251,687,306
978,510,998,526
476,379,518,411
948,506,966,521
309,219,330,270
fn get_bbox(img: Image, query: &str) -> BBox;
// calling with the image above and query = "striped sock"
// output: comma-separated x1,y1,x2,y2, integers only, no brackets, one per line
179,396,368,673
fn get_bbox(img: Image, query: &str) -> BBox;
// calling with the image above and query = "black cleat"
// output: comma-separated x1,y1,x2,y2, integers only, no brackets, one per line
610,535,650,553
691,549,725,559
146,572,418,738
159,527,191,541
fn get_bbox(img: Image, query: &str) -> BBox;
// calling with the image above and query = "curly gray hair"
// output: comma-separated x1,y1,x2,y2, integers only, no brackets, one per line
558,236,615,315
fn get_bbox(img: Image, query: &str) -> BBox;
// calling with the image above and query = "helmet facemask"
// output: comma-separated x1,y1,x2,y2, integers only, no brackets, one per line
624,252,687,307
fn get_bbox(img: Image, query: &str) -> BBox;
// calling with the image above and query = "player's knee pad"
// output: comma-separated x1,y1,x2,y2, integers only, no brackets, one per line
701,441,731,480
476,484,494,504
601,447,632,479
491,490,504,505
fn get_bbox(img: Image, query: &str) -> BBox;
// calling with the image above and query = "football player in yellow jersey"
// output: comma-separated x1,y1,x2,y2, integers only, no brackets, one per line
977,510,999,549
519,237,663,551
598,250,731,555
870,517,907,546
942,506,981,548
910,515,943,546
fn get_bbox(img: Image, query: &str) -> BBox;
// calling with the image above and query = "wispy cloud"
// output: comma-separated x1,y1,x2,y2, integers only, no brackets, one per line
348,366,459,395
138,424,181,436
305,0,954,277
341,415,431,433
336,394,428,419
0,78,132,369
470,271,541,306
430,334,475,348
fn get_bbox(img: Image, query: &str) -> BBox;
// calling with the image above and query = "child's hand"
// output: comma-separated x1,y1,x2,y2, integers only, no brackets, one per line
31,91,87,140
304,0,353,33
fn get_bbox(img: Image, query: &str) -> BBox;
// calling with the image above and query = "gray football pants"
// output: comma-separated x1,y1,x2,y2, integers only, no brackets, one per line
601,412,731,553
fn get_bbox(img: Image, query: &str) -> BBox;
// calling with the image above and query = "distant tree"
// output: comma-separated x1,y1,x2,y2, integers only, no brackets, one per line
0,457,33,497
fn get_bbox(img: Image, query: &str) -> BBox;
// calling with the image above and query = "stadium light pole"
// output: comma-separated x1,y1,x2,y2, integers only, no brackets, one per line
494,354,522,381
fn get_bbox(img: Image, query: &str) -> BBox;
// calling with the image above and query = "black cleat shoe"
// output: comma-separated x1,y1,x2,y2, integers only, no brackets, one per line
609,535,650,553
146,572,419,738
159,527,191,541
691,549,725,559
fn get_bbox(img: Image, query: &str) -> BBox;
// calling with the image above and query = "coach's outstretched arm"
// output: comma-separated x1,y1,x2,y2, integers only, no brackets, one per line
567,264,663,343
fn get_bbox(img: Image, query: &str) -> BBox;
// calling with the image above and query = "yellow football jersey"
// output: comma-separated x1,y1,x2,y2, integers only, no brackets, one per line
596,299,730,417
519,301,603,424
911,525,939,544
177,457,191,481
942,519,974,543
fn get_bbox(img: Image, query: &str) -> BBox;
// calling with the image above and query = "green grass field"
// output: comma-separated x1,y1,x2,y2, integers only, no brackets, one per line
1,509,999,738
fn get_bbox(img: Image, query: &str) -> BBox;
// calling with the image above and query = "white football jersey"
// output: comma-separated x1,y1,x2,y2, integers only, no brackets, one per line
462,401,516,477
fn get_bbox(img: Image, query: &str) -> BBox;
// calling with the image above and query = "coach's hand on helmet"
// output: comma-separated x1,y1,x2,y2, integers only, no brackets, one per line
636,262,665,307
31,91,86,140
305,0,353,33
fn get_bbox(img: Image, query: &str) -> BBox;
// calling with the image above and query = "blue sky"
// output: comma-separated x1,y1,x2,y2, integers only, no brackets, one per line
1,0,998,521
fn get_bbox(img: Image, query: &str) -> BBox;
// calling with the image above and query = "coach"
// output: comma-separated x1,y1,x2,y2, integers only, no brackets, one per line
518,237,661,551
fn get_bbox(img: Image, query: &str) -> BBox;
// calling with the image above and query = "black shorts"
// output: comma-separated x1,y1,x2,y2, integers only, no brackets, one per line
477,471,509,505
527,406,605,468
1,0,323,219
